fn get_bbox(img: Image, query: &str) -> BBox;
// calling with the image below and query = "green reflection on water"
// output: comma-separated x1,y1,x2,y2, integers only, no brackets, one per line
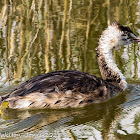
0,0,140,139
0,0,139,86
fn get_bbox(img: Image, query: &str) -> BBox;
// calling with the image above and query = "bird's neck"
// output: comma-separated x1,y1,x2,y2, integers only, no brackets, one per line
97,44,127,90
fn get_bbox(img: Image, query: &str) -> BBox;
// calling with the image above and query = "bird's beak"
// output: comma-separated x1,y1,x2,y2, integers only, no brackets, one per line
130,33,140,42
133,37,140,42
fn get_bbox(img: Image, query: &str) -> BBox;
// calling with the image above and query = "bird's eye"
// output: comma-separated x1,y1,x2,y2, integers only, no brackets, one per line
127,32,130,36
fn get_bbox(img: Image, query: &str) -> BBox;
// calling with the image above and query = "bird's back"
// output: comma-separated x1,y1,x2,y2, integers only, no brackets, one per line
0,70,122,109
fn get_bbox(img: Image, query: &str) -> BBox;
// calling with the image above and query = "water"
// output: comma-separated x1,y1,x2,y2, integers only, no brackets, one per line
0,0,140,139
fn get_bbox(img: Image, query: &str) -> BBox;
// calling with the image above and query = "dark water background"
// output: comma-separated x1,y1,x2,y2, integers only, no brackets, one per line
0,0,140,139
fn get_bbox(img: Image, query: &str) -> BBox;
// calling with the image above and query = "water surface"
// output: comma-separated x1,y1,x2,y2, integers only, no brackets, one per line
0,0,140,139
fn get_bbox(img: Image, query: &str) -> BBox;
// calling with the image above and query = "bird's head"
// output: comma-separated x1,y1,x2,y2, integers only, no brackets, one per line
99,22,140,50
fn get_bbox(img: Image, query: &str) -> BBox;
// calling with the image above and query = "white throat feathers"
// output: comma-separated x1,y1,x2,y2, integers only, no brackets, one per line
97,24,128,90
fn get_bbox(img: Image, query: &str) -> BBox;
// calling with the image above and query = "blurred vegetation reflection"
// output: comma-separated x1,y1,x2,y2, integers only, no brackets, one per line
0,0,140,88
0,0,140,140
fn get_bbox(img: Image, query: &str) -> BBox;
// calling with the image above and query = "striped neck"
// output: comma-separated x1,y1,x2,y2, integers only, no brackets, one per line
97,45,127,90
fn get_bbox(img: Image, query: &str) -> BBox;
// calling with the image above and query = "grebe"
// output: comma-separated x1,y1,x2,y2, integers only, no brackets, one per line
1,22,140,109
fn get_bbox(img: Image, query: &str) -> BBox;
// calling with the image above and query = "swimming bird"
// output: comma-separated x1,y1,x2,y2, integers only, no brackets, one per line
1,22,140,109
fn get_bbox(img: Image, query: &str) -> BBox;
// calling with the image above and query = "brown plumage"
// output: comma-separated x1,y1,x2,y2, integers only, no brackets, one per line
0,70,122,109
